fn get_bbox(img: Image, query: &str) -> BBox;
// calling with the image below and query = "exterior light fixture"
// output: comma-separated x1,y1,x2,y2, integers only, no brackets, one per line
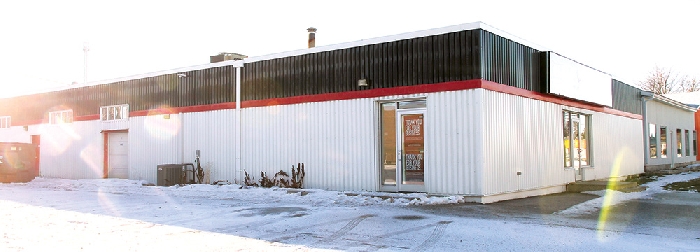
177,73,187,78
163,114,170,119
358,79,369,87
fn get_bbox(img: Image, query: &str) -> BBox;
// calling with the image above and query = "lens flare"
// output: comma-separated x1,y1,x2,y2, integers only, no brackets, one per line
80,143,103,178
97,187,121,217
40,122,82,156
144,108,180,139
597,147,632,240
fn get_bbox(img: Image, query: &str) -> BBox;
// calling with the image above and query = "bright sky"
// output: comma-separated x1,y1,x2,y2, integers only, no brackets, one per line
1,0,698,98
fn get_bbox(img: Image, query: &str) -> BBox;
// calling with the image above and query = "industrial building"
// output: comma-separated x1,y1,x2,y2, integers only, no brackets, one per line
0,22,663,203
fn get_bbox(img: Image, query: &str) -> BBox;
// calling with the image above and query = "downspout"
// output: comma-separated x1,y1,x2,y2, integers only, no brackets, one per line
640,91,652,168
180,112,184,165
235,66,242,183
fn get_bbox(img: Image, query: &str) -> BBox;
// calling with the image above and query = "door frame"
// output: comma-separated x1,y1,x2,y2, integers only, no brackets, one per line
102,130,128,179
31,135,40,177
395,108,426,192
378,99,427,193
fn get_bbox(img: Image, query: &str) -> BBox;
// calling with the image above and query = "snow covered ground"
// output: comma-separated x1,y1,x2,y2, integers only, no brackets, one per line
1,172,699,251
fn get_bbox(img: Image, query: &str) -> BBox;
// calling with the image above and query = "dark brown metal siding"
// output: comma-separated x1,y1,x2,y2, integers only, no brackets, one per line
1,28,552,123
612,79,642,115
0,65,236,124
480,30,542,91
240,29,484,101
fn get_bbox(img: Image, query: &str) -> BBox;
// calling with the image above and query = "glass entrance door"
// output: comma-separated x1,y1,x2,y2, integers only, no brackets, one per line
397,109,426,191
380,101,426,192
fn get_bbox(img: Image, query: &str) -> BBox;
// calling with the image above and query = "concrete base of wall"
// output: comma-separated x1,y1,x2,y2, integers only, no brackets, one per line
645,161,700,173
565,180,639,193
463,185,567,204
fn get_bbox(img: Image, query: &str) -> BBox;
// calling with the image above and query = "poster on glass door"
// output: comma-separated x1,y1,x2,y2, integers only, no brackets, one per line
403,114,424,177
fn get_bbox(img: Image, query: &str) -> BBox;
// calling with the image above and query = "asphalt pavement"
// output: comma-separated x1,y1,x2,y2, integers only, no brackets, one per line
414,190,700,240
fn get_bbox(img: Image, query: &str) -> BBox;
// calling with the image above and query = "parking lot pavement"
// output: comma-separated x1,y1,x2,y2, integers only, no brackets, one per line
415,192,600,218
413,190,700,240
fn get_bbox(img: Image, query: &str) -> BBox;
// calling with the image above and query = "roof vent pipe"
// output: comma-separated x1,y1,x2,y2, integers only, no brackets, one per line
307,27,317,48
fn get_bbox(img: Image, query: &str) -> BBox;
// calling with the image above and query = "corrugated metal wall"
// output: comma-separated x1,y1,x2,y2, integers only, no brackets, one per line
478,90,643,195
425,89,484,195
611,79,642,115
645,100,696,166
182,109,237,184
586,109,644,179
480,31,544,92
128,114,182,182
240,30,484,101
39,121,104,179
239,98,379,191
1,28,551,126
480,90,569,195
0,66,236,124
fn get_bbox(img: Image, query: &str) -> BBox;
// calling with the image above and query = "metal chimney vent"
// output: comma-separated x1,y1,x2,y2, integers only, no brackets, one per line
307,27,317,48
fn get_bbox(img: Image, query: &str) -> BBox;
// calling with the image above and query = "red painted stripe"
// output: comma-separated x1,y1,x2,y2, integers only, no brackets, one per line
241,80,482,108
10,79,642,124
75,115,100,122
11,119,42,127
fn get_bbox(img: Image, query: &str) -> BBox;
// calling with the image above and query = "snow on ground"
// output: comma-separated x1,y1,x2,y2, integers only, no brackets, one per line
1,172,699,251
16,177,465,207
557,171,700,216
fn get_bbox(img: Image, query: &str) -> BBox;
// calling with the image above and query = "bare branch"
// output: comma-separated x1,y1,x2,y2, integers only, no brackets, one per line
679,76,700,93
639,65,687,94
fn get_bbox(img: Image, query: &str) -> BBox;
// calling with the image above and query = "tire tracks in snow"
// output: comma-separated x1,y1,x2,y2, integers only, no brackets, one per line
312,214,375,245
411,220,451,252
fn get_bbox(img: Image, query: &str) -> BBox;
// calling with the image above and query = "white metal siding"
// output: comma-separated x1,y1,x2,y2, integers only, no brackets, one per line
425,90,484,195
240,99,378,191
39,121,103,179
646,100,696,165
0,126,32,143
480,90,570,196
182,109,238,184
586,111,644,180
128,115,181,182
101,120,129,131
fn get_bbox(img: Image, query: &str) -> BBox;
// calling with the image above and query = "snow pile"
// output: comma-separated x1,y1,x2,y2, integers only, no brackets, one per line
12,177,466,207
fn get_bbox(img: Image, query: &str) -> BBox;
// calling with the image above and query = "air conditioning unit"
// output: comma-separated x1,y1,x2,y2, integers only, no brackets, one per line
156,164,183,186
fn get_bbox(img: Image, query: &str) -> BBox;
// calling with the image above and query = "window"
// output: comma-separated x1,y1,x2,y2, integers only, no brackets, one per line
694,131,697,156
0,116,9,129
677,129,682,157
49,110,73,124
100,104,129,121
649,124,657,159
563,111,591,167
686,130,690,157
660,127,668,158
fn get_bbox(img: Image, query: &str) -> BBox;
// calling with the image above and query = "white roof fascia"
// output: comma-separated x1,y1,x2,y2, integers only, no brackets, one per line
651,93,698,112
